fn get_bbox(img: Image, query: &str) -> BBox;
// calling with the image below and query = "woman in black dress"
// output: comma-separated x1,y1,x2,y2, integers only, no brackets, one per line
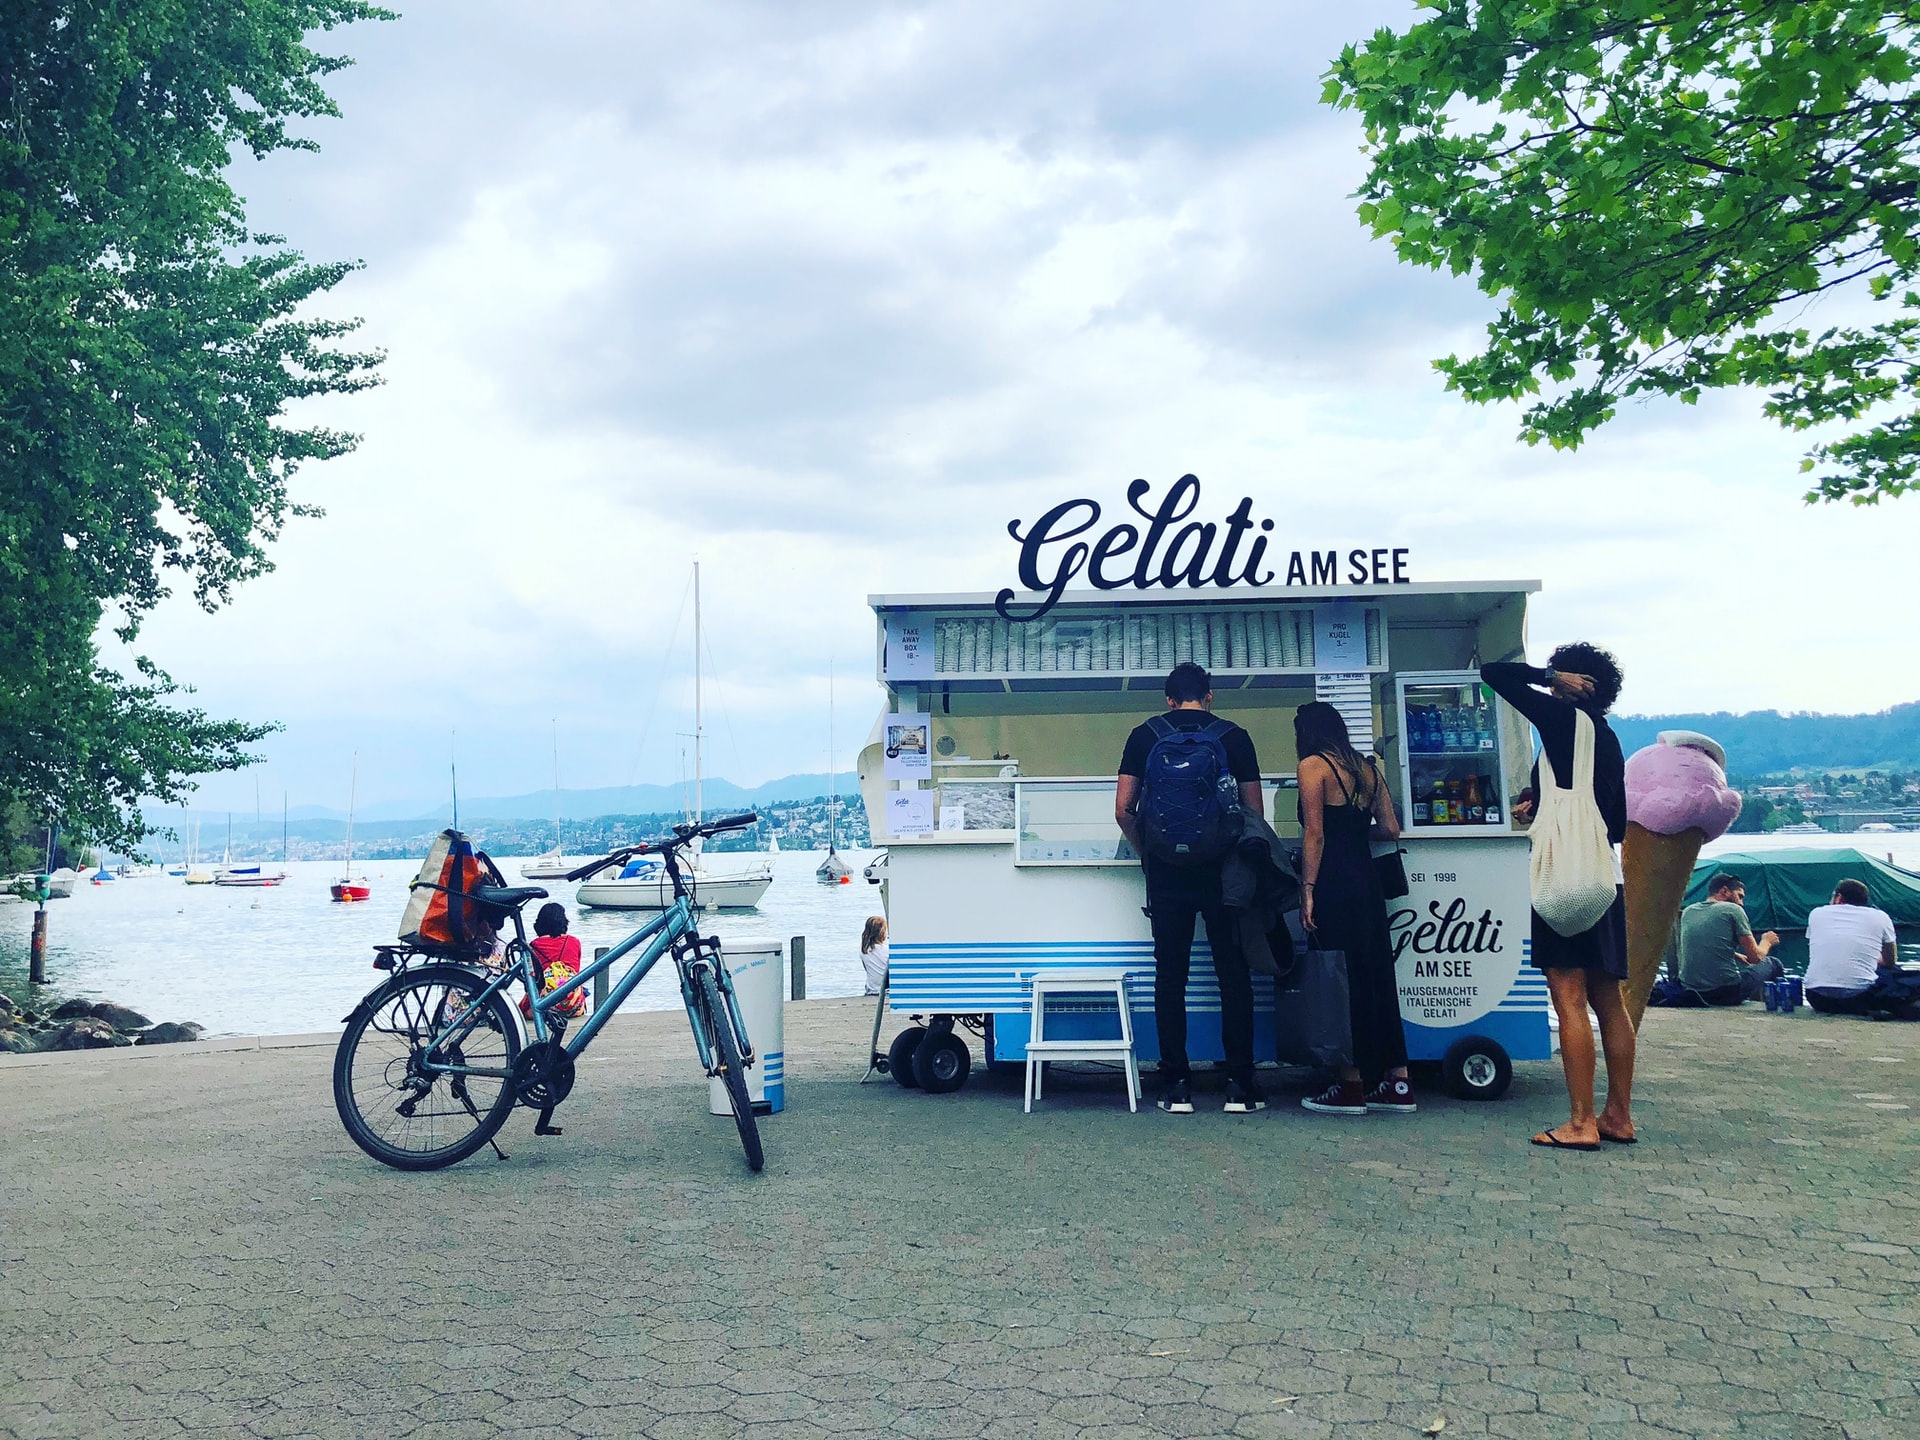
1481,644,1637,1150
1294,702,1412,1116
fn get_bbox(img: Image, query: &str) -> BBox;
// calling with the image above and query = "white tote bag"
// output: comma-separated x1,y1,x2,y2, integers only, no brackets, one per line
1529,709,1618,937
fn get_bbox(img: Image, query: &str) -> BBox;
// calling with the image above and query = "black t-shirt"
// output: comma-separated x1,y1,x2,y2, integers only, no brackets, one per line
1118,709,1261,784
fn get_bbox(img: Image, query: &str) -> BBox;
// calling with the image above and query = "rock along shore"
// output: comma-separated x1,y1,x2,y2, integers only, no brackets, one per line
0,990,205,1053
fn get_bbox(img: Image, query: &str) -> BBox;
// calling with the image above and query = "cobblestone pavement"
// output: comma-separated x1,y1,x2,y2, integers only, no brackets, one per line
2,1000,1916,1439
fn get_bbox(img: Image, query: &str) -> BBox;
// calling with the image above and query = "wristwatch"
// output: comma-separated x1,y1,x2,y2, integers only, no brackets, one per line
1542,666,1557,686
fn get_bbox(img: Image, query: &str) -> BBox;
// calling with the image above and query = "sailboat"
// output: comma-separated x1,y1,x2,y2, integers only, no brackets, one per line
331,755,370,902
521,722,575,881
575,562,774,911
216,801,287,887
817,660,852,885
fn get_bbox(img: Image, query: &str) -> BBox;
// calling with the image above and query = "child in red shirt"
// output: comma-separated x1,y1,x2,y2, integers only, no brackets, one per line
525,902,587,1136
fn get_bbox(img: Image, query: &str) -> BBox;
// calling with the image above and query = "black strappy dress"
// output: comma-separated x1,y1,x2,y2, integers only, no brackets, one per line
1302,760,1408,1082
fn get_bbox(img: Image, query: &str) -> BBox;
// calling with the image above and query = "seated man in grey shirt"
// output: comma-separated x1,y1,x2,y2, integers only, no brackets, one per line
1678,872,1785,1005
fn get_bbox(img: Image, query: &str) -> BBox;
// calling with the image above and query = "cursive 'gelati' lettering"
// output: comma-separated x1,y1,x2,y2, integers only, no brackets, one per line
995,474,1409,621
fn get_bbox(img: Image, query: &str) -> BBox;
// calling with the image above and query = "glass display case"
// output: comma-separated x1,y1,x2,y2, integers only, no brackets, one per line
1396,671,1508,834
1015,779,1133,865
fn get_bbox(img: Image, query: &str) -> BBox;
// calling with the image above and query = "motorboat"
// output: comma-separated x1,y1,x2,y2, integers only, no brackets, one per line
519,850,577,881
575,853,774,911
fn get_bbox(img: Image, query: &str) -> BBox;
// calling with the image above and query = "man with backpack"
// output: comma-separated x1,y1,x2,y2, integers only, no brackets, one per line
1115,661,1266,1114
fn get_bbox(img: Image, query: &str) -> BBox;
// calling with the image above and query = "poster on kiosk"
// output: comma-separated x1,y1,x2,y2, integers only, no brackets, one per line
860,478,1551,1102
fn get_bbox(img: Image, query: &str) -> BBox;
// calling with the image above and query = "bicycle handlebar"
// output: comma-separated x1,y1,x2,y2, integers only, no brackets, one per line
561,812,761,883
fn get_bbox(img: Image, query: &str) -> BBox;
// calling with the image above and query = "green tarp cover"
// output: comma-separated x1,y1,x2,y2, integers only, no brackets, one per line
1686,848,1920,930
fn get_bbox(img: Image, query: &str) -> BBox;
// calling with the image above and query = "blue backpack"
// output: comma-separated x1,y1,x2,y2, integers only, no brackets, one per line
1139,715,1242,865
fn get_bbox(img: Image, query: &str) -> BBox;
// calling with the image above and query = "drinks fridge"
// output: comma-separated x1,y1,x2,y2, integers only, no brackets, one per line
1395,671,1509,833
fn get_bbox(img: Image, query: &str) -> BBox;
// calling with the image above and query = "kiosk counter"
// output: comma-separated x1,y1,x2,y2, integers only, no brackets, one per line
859,581,1553,1101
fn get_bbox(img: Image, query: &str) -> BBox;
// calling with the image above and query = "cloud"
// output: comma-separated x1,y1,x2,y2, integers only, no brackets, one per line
124,0,1920,816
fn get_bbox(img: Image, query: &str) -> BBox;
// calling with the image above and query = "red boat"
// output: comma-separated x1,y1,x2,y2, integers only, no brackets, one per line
330,756,370,904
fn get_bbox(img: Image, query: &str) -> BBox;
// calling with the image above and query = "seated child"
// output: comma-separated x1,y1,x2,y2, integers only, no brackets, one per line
860,915,889,996
524,901,589,1021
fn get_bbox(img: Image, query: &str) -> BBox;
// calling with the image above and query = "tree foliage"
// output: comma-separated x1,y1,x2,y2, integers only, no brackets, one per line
1326,1,1920,503
0,1,387,851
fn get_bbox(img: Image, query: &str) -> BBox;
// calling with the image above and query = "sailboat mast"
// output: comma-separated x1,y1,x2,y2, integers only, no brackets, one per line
551,719,560,853
827,660,837,852
702,568,710,833
282,792,288,866
346,752,358,874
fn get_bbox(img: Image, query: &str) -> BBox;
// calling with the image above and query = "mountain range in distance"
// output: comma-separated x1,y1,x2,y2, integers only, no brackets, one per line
151,772,862,833
1610,700,1920,777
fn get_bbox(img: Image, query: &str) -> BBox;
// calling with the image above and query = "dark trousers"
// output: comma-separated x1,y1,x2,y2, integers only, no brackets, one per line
1809,972,1920,1017
1699,956,1784,1007
1146,863,1254,1086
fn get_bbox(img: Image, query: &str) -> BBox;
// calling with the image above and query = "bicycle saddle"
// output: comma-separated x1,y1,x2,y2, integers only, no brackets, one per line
471,884,548,908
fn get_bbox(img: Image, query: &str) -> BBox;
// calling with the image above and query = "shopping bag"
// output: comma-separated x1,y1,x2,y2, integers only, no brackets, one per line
1274,919,1354,1069
1529,709,1617,938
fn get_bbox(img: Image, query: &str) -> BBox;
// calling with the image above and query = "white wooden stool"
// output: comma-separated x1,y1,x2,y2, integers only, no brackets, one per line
1023,968,1140,1113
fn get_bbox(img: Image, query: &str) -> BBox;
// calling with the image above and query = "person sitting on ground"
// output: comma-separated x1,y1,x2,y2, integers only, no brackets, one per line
1805,880,1902,1016
525,901,588,1135
860,915,889,996
1677,872,1783,1006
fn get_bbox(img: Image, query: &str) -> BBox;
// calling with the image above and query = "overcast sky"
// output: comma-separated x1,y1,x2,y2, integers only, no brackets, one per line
125,0,1920,817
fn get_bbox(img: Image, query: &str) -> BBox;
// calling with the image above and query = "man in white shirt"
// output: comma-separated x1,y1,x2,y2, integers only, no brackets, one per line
1804,880,1901,1016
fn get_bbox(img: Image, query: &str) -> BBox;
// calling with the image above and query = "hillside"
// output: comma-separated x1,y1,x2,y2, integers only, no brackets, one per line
1611,701,1920,777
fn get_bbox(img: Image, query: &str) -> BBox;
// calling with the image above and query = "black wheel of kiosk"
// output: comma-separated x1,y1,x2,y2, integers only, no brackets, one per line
913,1031,971,1094
1441,1035,1512,1101
888,1027,927,1089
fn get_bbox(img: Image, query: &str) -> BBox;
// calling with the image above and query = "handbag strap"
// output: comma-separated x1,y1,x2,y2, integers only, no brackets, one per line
1571,708,1596,793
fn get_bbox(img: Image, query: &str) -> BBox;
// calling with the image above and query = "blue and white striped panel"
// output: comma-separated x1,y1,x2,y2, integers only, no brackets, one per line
1499,938,1550,1013
891,941,1279,1014
762,1050,784,1084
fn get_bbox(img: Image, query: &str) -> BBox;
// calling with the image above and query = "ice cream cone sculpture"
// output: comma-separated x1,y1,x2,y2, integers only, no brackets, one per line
1622,731,1742,1026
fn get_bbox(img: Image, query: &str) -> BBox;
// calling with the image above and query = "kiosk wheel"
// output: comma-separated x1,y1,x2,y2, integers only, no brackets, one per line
887,1026,927,1088
1441,1035,1512,1101
913,1031,971,1094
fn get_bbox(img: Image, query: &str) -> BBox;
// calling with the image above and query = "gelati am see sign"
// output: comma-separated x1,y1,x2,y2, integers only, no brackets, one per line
996,473,1411,622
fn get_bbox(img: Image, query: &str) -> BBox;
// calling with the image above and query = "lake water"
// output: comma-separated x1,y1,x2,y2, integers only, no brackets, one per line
1,850,885,1036
6,831,1918,1036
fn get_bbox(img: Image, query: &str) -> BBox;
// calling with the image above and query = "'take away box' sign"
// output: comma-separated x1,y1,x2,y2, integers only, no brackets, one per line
995,474,1410,622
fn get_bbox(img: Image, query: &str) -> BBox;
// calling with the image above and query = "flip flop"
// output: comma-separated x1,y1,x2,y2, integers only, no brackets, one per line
1530,1129,1600,1152
1598,1130,1638,1145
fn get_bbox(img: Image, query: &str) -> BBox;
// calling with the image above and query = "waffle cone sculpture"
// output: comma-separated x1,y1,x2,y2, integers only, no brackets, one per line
1622,732,1741,1028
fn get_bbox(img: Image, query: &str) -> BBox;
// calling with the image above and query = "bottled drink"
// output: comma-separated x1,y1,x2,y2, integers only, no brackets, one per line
1465,775,1486,823
1442,704,1461,752
1484,781,1503,825
1429,779,1450,825
1447,778,1465,822
1412,786,1431,824
1477,699,1495,750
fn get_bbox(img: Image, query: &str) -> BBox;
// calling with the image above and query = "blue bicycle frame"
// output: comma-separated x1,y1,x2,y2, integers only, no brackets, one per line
418,890,754,1081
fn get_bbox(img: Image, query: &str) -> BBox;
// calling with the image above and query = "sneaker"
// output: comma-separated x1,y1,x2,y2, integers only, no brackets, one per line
1301,1079,1368,1116
1157,1078,1194,1114
1223,1079,1267,1113
1365,1076,1418,1114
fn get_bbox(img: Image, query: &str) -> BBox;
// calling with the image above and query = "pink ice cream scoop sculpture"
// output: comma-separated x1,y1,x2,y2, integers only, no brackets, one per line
1624,730,1741,840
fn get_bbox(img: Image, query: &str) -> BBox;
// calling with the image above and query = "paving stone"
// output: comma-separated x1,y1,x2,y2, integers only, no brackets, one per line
1,1001,1913,1440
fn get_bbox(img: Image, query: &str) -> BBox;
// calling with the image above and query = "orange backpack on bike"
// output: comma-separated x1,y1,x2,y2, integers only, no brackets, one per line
398,830,506,951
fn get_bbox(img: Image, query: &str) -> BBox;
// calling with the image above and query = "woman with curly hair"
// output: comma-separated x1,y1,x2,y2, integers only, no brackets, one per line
1482,643,1637,1152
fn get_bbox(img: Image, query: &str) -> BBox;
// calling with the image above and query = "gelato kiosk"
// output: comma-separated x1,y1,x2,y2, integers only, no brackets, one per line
860,581,1553,1100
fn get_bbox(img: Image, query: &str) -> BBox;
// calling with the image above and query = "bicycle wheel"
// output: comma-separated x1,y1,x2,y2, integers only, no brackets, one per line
694,964,764,1173
334,963,522,1171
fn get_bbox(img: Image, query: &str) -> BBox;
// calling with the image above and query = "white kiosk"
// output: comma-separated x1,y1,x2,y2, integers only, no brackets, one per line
860,581,1551,1101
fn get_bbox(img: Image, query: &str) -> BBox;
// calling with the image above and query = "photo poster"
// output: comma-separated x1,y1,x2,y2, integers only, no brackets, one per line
888,790,935,836
882,712,934,780
883,616,936,680
1312,602,1367,672
938,804,966,832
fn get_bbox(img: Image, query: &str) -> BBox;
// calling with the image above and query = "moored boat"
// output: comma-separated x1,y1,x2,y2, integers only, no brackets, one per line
575,854,774,911
331,755,370,902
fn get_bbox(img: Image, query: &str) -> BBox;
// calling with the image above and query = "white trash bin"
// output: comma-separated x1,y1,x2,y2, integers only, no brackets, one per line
708,937,785,1116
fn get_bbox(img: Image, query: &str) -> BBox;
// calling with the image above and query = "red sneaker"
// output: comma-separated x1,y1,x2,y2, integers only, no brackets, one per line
1365,1077,1418,1114
1301,1079,1368,1116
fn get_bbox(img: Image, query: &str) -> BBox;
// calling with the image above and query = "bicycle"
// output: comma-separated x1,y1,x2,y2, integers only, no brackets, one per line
331,812,766,1173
